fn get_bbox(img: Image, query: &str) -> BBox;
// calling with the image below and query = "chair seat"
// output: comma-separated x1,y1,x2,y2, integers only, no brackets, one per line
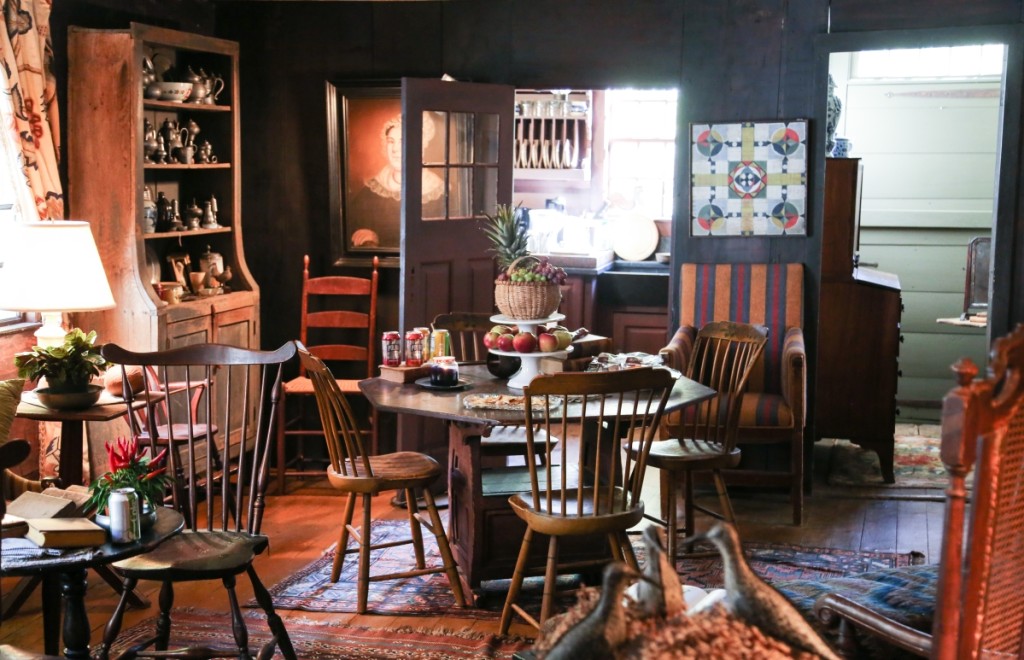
644,438,742,471
112,530,268,579
284,375,362,396
327,451,441,493
508,490,644,537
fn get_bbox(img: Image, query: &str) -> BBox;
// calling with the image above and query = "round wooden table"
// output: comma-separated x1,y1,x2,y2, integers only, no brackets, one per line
1,508,185,658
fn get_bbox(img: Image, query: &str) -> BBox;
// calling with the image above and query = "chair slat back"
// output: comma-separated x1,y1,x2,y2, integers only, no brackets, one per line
933,323,1024,660
296,344,373,479
431,312,492,363
102,342,296,535
681,321,767,450
522,367,675,517
299,254,379,379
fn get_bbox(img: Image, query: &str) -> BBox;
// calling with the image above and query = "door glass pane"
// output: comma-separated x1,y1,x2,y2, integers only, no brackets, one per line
472,166,498,217
449,112,474,165
422,165,447,221
475,113,500,165
423,110,446,167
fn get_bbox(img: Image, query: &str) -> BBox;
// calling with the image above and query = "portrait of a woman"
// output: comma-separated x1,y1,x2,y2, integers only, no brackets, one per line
345,108,445,251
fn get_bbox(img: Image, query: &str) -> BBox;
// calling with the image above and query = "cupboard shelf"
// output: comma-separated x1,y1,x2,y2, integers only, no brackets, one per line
143,226,232,240
143,99,231,112
144,163,231,170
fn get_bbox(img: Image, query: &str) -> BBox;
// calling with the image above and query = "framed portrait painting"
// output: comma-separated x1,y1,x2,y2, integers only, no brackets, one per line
327,81,403,265
689,119,808,237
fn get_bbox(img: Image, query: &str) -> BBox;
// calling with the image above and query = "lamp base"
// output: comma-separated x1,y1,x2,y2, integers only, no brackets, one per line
34,311,66,348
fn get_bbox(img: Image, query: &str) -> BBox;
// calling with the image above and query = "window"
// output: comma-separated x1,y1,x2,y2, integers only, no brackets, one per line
853,45,1005,79
0,66,36,328
603,89,678,219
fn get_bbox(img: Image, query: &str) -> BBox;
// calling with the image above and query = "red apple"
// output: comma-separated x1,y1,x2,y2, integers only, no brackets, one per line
537,332,559,353
513,331,537,353
497,333,516,352
483,331,502,349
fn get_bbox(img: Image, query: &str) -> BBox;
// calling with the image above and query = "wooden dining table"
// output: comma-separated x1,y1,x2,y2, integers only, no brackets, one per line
359,364,715,589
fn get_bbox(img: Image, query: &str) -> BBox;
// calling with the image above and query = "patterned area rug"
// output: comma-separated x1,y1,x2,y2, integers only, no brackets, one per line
826,423,962,489
110,607,530,659
257,519,923,616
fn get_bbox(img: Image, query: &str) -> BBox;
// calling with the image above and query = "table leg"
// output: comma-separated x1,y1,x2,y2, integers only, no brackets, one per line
41,574,61,656
447,422,485,589
60,567,91,659
58,420,85,487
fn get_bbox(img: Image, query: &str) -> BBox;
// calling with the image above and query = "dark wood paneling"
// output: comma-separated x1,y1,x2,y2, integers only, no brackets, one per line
830,0,1021,32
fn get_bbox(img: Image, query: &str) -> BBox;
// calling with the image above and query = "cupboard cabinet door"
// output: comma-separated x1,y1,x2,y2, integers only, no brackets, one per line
611,310,668,355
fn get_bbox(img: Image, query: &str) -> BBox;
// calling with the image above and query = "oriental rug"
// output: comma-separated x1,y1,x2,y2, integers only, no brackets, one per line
825,423,967,494
257,519,923,616
109,607,531,659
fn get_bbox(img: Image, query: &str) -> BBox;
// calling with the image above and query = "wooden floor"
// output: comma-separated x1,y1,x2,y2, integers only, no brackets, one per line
0,439,946,653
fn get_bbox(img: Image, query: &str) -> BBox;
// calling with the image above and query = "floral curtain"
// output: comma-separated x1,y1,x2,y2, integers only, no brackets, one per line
0,0,69,480
0,0,63,220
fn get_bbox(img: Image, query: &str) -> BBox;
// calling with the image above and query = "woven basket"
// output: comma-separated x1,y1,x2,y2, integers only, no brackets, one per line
494,256,561,320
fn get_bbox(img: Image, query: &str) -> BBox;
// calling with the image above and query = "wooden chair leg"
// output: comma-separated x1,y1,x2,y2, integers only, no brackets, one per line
406,487,427,570
683,470,696,542
540,535,559,624
712,469,736,523
792,430,804,525
619,531,639,571
276,389,287,495
665,468,679,560
357,493,373,614
499,527,534,635
247,565,297,660
607,533,623,562
155,580,174,651
331,492,357,582
97,576,137,660
422,487,466,607
221,573,249,655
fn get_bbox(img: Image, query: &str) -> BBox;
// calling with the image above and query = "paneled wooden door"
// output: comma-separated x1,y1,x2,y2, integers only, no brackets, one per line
397,78,514,473
399,78,515,331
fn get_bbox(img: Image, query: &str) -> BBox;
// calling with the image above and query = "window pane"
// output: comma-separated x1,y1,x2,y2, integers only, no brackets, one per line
853,45,1005,79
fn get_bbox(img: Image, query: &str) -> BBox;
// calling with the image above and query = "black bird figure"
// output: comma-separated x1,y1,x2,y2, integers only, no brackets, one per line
545,562,651,660
684,522,842,660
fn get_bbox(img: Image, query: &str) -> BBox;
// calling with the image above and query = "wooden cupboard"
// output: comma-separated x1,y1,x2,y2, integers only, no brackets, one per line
68,23,257,352
816,158,902,482
68,24,258,461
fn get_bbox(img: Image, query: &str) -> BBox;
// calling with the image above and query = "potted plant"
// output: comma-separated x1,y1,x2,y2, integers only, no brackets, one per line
14,328,109,409
85,436,171,527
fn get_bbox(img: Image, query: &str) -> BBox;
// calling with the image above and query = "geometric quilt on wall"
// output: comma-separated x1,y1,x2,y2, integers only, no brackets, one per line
690,120,808,236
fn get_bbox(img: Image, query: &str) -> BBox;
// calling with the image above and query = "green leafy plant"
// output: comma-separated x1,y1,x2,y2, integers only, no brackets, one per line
481,203,529,270
14,328,108,392
85,436,172,514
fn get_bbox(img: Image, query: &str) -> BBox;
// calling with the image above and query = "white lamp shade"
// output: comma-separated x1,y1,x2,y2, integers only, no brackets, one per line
0,220,115,312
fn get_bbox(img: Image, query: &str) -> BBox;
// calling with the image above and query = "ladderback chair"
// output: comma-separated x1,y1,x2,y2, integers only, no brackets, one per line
297,343,466,614
642,321,767,559
97,341,297,660
663,262,806,524
432,312,557,464
276,254,378,494
498,367,676,634
811,324,1024,659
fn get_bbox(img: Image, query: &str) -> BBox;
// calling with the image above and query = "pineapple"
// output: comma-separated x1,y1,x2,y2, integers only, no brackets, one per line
481,203,529,271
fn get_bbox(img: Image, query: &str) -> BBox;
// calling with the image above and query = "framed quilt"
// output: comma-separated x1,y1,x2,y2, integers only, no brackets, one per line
690,120,808,236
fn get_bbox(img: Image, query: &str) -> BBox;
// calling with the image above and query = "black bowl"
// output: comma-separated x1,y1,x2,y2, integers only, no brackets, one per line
486,352,521,379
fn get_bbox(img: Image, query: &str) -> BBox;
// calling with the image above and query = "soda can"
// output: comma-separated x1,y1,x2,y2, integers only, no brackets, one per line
382,331,402,367
431,329,451,357
109,487,141,544
414,327,432,361
405,331,425,367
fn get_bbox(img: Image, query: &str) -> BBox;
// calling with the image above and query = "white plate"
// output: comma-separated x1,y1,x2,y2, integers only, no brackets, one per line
611,213,659,262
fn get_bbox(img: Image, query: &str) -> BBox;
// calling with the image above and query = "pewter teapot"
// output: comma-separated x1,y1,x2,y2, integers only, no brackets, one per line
159,119,188,151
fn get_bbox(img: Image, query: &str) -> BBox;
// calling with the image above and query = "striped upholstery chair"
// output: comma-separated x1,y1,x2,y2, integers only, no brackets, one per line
661,263,806,524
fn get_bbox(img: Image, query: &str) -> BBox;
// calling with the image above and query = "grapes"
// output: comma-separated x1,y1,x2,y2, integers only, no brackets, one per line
504,258,567,284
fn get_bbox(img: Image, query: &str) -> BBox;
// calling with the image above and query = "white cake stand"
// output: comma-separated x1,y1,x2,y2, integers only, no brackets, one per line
490,313,570,390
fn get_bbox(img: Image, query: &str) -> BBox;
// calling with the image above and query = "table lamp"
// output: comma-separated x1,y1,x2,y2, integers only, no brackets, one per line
0,220,115,347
